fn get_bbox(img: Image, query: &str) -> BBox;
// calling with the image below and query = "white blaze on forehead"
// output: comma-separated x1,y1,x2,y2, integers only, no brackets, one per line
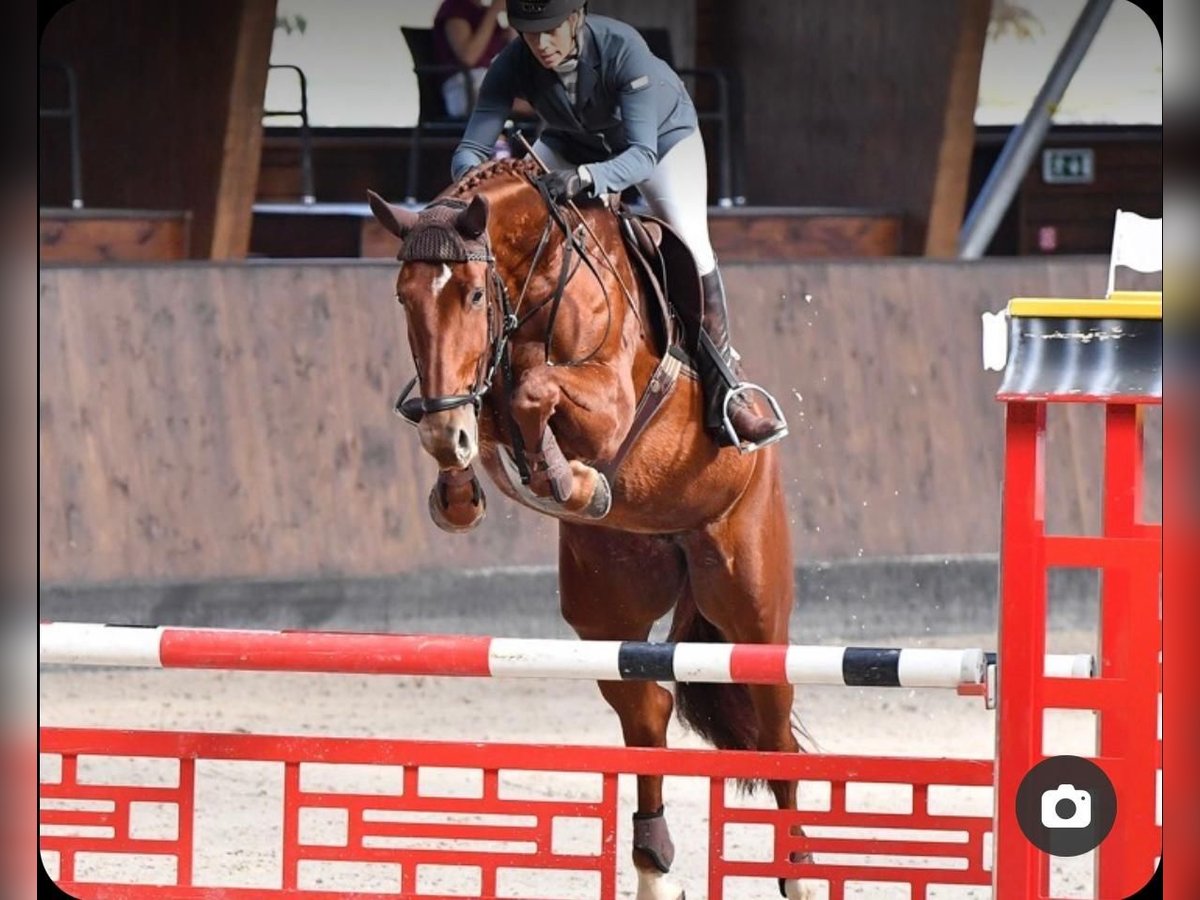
431,263,452,295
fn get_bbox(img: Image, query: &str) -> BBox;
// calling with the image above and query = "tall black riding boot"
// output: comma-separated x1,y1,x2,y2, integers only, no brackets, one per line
697,267,788,451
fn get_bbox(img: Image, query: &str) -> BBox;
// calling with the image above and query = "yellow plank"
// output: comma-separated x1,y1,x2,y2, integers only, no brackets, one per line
1008,292,1162,320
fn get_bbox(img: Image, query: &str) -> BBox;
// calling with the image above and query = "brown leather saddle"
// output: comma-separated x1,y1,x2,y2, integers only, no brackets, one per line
591,202,704,481
611,199,705,364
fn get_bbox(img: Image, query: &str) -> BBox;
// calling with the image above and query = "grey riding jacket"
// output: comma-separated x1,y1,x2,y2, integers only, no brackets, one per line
449,15,699,196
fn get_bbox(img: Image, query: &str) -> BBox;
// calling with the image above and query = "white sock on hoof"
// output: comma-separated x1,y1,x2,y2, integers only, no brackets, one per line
783,878,819,900
636,868,684,900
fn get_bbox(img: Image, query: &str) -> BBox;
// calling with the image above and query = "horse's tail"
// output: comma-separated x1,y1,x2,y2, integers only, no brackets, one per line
668,589,760,757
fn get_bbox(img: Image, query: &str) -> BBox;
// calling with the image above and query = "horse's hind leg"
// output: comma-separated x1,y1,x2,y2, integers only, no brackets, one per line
679,460,817,899
558,525,687,900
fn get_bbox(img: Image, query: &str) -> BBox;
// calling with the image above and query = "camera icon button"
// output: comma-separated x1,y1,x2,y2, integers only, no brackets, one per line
1016,756,1117,856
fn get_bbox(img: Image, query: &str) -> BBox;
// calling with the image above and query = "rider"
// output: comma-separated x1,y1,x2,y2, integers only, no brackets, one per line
448,0,787,452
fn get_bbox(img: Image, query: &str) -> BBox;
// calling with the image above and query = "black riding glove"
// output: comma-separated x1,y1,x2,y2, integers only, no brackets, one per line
536,168,589,204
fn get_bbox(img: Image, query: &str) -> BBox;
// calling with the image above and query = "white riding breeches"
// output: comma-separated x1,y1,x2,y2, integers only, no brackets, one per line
531,127,718,276
442,68,489,119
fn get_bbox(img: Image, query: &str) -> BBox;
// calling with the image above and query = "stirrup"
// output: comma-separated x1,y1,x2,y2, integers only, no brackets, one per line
721,383,789,454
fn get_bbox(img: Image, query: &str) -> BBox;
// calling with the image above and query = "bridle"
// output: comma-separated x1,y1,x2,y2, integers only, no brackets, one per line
393,259,515,425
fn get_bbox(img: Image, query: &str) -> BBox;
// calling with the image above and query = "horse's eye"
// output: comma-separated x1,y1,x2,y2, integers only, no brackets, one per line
395,292,404,307
469,288,485,308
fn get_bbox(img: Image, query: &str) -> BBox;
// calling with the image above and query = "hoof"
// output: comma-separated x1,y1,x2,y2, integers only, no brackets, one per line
561,461,612,519
428,467,487,533
780,848,817,900
781,878,819,900
782,882,818,900
636,869,685,900
496,449,611,521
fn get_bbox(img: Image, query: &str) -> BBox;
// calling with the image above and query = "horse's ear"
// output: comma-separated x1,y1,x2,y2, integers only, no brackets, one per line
455,195,489,239
367,190,419,239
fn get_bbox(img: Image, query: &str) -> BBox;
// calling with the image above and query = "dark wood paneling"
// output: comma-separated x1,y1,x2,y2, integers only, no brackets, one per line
39,259,1160,586
252,211,365,259
1017,137,1163,255
39,210,191,262
963,128,1161,256
39,0,276,259
360,218,401,260
700,0,989,253
590,0,695,68
706,210,901,260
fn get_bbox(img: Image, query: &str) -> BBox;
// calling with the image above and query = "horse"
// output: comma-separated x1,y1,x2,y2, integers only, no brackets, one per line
368,157,809,900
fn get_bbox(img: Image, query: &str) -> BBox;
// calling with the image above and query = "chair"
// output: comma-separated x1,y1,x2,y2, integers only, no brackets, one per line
402,26,489,204
637,27,745,207
263,64,316,204
401,26,541,203
39,59,84,208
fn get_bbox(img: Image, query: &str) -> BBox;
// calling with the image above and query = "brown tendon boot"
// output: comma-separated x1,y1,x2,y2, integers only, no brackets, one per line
697,267,788,451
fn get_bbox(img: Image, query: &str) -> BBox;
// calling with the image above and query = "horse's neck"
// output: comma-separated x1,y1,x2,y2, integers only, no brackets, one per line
496,202,633,350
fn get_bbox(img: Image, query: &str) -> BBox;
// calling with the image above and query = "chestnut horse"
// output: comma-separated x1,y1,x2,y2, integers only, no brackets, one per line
369,158,808,900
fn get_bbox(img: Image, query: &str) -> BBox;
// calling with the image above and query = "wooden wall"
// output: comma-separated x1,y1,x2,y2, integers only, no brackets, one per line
38,0,276,259
592,0,695,68
38,259,1161,586
39,209,192,263
698,0,989,253
1017,132,1163,255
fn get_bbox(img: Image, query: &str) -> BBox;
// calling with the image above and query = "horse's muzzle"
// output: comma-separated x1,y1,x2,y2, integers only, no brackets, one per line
418,407,479,469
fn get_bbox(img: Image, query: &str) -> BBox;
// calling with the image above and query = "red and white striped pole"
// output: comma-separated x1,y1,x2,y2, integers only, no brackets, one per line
39,622,1091,688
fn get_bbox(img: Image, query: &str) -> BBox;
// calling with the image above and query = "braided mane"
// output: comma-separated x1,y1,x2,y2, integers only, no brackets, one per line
447,156,541,198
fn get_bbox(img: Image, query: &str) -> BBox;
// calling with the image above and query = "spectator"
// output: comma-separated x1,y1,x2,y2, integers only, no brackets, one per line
433,0,515,118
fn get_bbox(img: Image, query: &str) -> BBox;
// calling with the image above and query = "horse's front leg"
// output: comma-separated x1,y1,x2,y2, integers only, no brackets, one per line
510,363,630,511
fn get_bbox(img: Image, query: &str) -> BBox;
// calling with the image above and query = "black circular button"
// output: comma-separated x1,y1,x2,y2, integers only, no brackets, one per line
1015,755,1118,857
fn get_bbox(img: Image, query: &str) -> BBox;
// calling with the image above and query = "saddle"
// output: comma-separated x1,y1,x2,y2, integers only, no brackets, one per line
609,198,705,365
586,201,706,482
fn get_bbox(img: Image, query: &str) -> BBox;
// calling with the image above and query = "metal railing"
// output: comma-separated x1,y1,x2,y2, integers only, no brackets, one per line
263,63,316,204
39,59,84,209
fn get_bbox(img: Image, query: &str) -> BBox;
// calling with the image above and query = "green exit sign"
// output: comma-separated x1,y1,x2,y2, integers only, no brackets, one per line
1042,148,1095,185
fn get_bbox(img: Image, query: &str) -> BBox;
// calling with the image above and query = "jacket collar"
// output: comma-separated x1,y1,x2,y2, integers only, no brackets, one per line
521,20,600,123
573,21,600,113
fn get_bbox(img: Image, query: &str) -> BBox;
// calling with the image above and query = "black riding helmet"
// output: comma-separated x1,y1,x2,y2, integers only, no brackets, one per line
507,0,587,33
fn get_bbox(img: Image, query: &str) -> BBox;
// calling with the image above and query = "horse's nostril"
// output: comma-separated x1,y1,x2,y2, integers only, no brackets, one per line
457,429,472,454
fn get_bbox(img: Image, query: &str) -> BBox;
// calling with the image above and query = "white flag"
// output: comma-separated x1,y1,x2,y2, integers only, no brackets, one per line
1108,209,1162,296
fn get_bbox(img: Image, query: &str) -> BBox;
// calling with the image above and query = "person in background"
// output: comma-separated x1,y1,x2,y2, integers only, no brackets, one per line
433,0,515,119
